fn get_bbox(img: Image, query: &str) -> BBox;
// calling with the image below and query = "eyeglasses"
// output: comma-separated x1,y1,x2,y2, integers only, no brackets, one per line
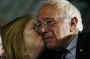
33,18,60,31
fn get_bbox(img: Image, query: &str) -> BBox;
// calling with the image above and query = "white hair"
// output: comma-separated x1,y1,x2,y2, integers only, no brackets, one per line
37,0,83,31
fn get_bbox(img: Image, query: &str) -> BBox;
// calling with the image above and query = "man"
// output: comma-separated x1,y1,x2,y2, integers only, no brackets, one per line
34,0,90,59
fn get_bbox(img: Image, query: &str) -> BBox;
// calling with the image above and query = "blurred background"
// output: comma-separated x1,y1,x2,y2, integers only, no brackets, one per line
0,0,90,32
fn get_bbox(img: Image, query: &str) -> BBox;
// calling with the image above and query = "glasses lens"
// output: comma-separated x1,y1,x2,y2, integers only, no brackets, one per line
33,22,41,31
34,18,56,31
45,19,55,26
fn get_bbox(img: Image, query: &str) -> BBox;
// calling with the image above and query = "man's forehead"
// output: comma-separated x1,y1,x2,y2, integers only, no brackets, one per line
38,3,57,13
38,4,62,18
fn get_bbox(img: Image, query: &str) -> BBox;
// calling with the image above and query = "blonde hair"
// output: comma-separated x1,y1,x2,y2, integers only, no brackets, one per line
1,14,32,59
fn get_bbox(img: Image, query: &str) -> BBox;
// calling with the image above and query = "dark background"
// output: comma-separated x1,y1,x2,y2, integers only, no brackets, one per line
0,0,90,32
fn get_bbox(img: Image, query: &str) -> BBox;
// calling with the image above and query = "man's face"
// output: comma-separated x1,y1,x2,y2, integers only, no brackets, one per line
37,4,72,49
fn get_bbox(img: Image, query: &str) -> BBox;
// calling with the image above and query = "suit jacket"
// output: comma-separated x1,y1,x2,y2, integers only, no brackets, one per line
39,32,90,59
76,32,90,59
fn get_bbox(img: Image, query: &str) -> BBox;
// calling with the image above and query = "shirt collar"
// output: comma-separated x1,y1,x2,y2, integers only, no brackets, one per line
66,34,78,56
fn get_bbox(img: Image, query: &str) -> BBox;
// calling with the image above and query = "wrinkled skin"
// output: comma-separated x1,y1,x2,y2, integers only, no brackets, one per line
37,3,77,50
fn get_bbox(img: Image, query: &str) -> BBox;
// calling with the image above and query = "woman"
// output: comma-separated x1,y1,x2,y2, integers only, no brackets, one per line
1,14,44,59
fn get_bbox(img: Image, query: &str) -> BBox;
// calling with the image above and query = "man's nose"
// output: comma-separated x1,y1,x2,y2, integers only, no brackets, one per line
39,24,49,34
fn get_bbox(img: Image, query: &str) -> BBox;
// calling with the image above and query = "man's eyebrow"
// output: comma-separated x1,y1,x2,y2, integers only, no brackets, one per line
37,18,55,23
43,18,55,21
44,18,53,19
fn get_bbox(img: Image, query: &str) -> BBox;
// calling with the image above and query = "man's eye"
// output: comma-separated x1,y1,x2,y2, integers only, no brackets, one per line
46,20,55,26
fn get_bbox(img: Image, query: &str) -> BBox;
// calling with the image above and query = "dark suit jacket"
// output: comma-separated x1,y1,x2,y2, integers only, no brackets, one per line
39,32,90,59
76,32,90,59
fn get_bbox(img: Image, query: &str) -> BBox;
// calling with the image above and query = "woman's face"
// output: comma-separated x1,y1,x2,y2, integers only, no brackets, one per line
23,19,44,54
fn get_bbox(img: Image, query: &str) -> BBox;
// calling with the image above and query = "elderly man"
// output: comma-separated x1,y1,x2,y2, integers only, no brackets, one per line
34,0,90,59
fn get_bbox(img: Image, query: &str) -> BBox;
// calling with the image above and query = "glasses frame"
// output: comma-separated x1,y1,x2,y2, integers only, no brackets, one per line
33,17,66,32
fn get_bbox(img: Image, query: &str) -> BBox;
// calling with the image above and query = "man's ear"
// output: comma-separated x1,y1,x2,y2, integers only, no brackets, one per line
70,17,78,32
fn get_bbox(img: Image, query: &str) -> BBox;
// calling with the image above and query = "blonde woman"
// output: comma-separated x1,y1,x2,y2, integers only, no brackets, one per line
1,14,44,59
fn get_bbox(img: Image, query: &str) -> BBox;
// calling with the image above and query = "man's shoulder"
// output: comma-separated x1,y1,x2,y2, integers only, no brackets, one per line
77,31,90,50
77,31,90,48
78,31,90,43
76,32,90,59
78,31,90,38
